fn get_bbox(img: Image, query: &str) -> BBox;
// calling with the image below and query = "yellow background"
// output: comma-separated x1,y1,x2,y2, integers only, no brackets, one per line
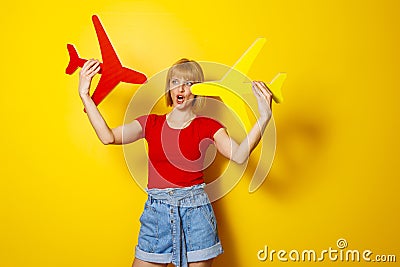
1,0,399,266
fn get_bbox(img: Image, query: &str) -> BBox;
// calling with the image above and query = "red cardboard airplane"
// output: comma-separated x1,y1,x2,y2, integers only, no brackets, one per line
66,15,147,108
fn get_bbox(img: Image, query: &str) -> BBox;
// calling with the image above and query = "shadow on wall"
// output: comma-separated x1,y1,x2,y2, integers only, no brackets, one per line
259,107,331,201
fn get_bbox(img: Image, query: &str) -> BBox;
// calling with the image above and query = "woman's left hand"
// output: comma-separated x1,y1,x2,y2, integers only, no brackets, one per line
252,81,273,120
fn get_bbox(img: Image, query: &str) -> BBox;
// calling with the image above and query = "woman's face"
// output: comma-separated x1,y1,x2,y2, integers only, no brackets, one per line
169,76,196,109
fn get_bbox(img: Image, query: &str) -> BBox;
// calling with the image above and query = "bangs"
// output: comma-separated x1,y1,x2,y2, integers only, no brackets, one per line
170,62,204,82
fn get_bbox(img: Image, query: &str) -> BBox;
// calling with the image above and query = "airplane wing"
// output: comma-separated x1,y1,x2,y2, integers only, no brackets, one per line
92,15,122,70
222,37,266,89
91,70,121,106
88,15,123,107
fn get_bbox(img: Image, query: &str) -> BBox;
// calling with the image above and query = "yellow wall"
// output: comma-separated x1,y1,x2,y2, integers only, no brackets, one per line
1,0,399,266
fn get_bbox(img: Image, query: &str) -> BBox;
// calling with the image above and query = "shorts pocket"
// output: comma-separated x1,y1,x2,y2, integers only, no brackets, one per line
185,203,218,251
138,203,159,253
200,203,217,232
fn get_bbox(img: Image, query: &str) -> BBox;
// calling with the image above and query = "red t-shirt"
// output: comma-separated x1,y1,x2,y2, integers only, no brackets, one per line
135,114,224,189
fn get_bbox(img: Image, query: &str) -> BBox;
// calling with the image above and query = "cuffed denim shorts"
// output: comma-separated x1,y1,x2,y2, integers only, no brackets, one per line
135,183,223,267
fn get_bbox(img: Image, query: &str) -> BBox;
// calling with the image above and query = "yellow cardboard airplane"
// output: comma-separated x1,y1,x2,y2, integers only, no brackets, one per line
192,38,286,194
191,37,286,130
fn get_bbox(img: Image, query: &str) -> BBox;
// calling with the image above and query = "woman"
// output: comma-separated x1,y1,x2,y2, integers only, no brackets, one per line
78,58,272,267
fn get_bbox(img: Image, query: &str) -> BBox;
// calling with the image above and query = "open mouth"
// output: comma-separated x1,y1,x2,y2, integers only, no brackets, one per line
176,95,184,104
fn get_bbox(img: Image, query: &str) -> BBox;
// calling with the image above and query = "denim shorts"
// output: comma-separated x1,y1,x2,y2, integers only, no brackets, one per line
135,183,223,267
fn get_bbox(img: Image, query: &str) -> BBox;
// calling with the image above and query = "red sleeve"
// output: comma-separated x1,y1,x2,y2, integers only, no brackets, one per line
135,114,153,139
203,117,225,140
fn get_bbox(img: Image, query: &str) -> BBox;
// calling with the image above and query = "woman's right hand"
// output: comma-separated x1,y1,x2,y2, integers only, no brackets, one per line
79,59,101,98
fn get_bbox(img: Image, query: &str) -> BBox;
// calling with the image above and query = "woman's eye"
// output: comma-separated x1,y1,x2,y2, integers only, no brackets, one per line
185,81,194,87
171,79,179,85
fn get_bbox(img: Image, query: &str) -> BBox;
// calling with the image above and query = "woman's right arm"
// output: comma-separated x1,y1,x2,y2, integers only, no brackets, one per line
79,59,143,145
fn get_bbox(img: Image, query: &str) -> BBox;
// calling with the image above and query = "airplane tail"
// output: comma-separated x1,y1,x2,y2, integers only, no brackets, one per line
66,44,81,74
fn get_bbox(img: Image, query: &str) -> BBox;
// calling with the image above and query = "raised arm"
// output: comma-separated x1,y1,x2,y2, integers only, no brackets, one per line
78,59,143,145
213,81,272,164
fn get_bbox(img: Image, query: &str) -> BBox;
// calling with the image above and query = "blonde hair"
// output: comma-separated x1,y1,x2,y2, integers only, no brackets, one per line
165,58,206,112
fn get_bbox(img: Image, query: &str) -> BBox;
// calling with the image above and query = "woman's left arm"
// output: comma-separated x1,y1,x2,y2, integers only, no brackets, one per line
213,81,273,164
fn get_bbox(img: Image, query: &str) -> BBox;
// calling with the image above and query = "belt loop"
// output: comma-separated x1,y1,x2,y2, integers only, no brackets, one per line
148,194,154,204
